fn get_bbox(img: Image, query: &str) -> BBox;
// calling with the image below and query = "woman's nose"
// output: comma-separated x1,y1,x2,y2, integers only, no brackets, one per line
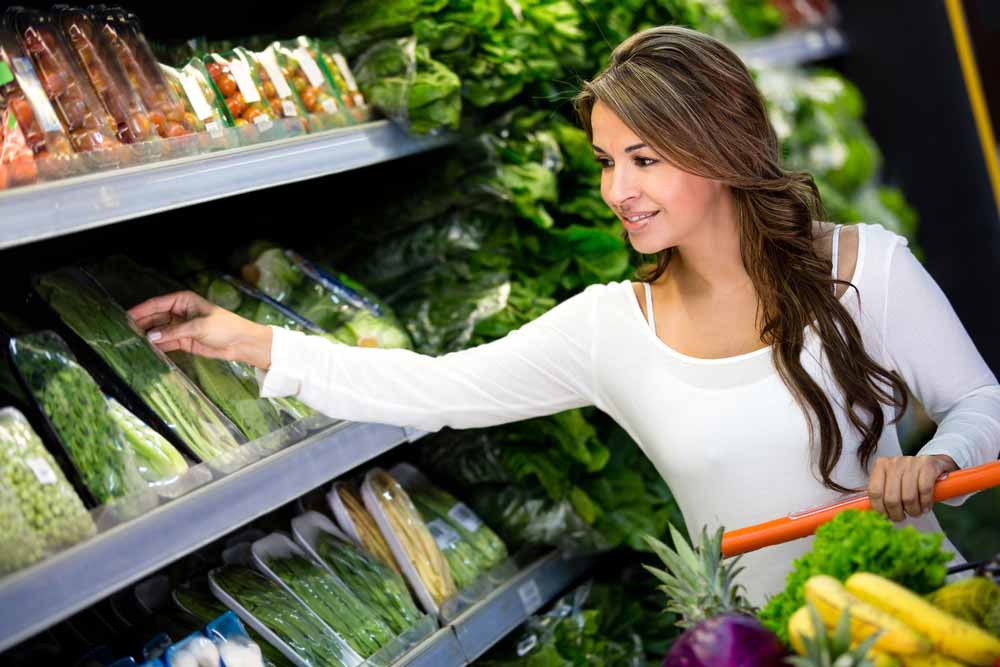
607,166,639,209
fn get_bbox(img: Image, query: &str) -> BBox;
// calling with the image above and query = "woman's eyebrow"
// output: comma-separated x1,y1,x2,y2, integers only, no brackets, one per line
592,144,607,154
592,143,648,154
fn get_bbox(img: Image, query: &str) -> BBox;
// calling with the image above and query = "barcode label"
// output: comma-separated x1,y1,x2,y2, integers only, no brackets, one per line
229,59,261,103
205,120,223,138
253,114,273,132
294,48,326,88
258,49,292,99
26,457,57,485
426,519,460,550
518,578,542,613
179,72,214,120
447,503,482,532
321,98,338,114
281,100,298,117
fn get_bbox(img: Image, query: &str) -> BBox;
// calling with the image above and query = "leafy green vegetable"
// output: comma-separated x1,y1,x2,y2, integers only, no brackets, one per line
758,509,953,643
35,268,244,462
314,529,422,635
106,398,188,485
0,407,95,574
11,331,143,504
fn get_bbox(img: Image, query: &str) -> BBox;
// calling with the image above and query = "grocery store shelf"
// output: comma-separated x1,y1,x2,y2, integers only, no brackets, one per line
0,120,455,251
733,25,847,67
0,419,413,653
396,551,596,667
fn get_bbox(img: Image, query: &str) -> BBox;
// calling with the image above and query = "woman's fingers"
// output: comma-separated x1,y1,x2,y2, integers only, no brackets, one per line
900,461,922,518
148,317,204,348
868,459,887,517
869,455,959,521
129,291,212,328
916,462,938,515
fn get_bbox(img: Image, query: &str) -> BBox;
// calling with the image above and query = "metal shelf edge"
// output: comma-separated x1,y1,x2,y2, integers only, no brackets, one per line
0,419,409,652
0,120,455,251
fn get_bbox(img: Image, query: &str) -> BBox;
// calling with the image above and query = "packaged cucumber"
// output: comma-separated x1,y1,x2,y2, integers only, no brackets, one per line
252,533,394,658
362,468,457,615
9,330,145,505
34,267,245,463
0,406,95,575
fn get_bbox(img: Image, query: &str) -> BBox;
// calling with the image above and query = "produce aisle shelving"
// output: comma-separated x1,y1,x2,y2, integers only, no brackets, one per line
0,120,454,250
0,22,851,667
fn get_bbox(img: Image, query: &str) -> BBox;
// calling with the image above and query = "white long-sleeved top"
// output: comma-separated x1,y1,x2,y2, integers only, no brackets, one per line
258,223,1000,604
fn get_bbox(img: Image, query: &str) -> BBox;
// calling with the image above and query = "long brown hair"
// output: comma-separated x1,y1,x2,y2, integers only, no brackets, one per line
575,25,907,493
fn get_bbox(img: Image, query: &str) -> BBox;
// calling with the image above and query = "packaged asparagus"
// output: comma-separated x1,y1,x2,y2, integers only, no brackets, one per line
361,468,456,616
328,481,399,573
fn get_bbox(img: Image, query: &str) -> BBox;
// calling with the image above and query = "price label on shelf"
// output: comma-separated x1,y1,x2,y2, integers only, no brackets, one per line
447,503,482,532
427,519,460,550
518,578,542,614
229,59,261,103
179,72,214,121
26,457,57,485
294,48,326,88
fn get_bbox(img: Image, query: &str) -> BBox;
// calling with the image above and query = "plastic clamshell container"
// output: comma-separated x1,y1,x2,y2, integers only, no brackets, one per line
208,566,312,667
242,46,304,122
361,468,455,618
6,7,122,169
328,480,364,545
53,6,161,162
248,532,364,665
159,61,234,154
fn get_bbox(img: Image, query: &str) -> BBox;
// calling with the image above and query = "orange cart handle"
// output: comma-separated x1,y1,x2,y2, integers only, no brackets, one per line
721,459,1000,558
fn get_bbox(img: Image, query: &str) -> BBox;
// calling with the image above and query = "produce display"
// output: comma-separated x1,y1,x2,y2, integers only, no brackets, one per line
160,60,228,138
6,7,122,162
55,6,159,151
317,40,367,113
211,564,359,667
239,47,305,123
9,330,144,504
363,468,457,609
0,407,95,574
203,51,276,130
331,482,399,573
35,268,245,462
313,527,422,635
0,86,38,189
261,550,394,657
106,397,188,485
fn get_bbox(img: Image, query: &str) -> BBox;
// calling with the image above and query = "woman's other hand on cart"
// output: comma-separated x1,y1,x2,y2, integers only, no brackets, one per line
867,454,959,521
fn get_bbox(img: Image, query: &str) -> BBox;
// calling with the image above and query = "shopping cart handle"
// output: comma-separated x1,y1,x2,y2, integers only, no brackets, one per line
721,459,1000,558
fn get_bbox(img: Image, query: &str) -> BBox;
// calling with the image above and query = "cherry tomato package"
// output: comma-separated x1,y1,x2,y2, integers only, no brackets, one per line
202,51,276,132
91,8,197,145
54,6,160,158
240,46,305,123
269,39,345,131
161,61,235,151
6,7,122,167
0,25,76,181
318,39,371,123
0,99,38,190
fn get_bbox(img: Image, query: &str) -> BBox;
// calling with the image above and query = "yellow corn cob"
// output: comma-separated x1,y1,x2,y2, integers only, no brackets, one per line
846,572,1000,667
804,575,931,656
788,606,901,667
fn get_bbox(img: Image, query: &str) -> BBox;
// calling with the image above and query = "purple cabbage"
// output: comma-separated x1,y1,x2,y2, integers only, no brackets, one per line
663,613,787,667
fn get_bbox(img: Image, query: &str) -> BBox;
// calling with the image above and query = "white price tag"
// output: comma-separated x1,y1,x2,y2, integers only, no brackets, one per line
13,57,62,133
294,48,326,88
26,456,57,485
229,59,261,103
321,98,338,114
179,72,214,121
332,53,359,92
426,519,460,550
447,503,482,532
205,120,223,138
258,49,293,99
517,578,542,614
252,113,273,132
281,100,298,117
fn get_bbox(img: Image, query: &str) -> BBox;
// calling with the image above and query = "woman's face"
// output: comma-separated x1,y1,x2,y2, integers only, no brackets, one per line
591,100,726,255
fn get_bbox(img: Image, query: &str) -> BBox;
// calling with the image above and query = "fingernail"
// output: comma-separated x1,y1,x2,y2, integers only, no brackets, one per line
148,331,162,342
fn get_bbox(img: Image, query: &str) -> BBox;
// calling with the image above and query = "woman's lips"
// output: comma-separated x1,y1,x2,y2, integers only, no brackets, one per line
621,210,658,232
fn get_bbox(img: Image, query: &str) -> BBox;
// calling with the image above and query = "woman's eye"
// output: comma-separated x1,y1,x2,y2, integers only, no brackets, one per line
634,156,657,167
595,157,613,169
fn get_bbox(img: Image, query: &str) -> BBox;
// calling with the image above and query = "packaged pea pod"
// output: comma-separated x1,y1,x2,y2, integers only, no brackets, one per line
8,330,146,505
33,267,246,466
0,406,95,575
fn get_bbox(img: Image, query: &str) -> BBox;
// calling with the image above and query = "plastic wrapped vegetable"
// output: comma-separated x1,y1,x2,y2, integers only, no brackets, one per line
207,611,266,667
331,482,400,573
35,268,245,462
0,91,37,189
242,47,305,123
54,6,159,152
243,248,412,349
203,51,275,131
0,25,75,173
262,549,394,656
362,468,456,611
160,60,228,139
106,397,188,485
10,331,145,504
6,7,122,163
0,407,95,574
314,525,422,634
270,38,346,130
408,477,507,570
211,565,358,667
318,40,367,113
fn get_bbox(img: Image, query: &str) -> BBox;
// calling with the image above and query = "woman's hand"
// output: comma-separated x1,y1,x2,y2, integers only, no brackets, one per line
128,291,273,370
867,454,959,521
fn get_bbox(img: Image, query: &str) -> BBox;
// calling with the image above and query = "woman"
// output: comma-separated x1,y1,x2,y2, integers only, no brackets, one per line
130,26,1000,603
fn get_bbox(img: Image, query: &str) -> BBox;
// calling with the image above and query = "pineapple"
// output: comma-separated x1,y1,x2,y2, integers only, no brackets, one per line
787,603,887,667
642,523,754,629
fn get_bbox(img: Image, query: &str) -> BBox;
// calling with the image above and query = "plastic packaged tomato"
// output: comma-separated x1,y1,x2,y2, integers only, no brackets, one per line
318,39,371,123
269,39,345,131
203,51,276,133
0,26,76,181
91,8,195,144
6,7,121,167
53,6,160,158
0,98,38,190
161,61,235,151
241,47,305,123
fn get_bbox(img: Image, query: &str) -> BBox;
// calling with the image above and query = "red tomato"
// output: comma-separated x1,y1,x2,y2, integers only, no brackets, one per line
234,117,248,127
268,97,282,116
10,157,37,185
10,97,35,132
226,92,246,119
165,122,188,138
299,87,318,112
206,62,223,79
217,74,237,97
262,81,276,99
128,112,153,141
0,164,8,190
148,109,166,134
242,107,263,124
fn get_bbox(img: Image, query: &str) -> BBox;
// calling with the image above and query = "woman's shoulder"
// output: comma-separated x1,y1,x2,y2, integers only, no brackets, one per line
815,221,910,292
